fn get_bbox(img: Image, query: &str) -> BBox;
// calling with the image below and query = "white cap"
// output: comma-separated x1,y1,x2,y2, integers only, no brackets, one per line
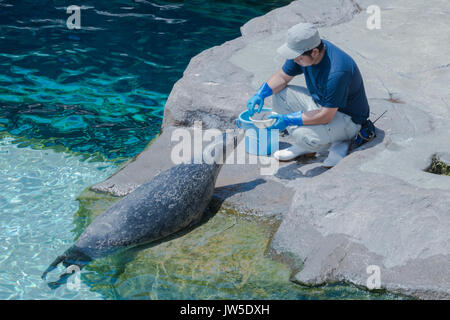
277,23,321,59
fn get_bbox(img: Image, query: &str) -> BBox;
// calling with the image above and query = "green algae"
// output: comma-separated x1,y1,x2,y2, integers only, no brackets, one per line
73,191,405,300
426,155,450,176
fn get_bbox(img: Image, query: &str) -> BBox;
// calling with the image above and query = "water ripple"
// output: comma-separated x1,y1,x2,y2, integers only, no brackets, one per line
0,0,294,161
94,9,186,23
0,137,117,299
134,0,183,10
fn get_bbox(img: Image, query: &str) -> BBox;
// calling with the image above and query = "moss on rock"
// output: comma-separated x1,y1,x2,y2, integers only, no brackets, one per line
426,155,450,176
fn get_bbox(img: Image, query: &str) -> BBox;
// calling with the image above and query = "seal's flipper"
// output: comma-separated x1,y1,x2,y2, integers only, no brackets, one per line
41,254,66,280
42,246,91,288
46,267,80,290
47,272,70,290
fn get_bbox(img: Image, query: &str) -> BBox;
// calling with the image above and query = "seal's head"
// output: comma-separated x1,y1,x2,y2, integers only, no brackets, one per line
203,129,244,165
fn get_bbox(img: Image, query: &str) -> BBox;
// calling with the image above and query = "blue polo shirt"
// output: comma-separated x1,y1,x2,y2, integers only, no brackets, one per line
282,39,370,125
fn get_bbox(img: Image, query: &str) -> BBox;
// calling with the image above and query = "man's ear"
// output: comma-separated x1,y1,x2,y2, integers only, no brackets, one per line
312,48,320,58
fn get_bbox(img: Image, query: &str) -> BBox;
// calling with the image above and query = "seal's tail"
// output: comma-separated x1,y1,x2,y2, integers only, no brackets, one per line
41,246,91,289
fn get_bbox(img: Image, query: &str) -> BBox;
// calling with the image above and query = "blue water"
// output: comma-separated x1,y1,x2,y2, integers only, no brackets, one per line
0,136,116,299
0,0,292,161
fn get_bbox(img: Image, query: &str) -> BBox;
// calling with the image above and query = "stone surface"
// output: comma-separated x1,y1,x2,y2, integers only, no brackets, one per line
91,0,450,299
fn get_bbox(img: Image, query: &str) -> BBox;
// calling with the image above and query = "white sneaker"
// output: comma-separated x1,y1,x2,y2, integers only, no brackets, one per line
322,140,351,168
273,145,316,161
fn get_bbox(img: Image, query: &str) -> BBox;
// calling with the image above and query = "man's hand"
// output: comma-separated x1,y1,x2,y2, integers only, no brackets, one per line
268,111,303,130
268,114,288,130
247,94,264,116
247,82,273,116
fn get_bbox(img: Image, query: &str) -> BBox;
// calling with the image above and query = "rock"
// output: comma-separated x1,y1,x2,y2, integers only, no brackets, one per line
90,0,450,299
240,0,361,41
161,38,255,131
91,128,177,197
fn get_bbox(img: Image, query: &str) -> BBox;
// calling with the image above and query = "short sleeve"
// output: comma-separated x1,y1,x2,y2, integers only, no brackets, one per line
322,71,350,109
282,59,303,77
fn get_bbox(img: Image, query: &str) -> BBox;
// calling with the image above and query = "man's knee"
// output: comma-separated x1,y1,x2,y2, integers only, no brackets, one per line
292,127,329,151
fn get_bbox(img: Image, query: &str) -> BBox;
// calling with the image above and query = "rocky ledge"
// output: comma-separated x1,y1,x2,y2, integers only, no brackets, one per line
91,0,450,299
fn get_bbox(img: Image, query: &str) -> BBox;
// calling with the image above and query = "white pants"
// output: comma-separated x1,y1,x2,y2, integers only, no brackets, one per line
272,85,361,152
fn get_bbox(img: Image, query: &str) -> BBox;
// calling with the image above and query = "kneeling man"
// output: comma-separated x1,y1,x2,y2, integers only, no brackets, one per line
247,23,370,166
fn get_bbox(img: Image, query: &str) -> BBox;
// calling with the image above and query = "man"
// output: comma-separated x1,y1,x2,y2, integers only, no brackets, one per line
247,23,370,166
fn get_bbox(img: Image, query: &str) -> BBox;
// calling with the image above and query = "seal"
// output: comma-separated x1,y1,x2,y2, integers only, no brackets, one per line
42,129,244,288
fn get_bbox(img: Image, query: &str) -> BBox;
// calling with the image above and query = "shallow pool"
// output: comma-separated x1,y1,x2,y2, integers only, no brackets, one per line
0,136,117,299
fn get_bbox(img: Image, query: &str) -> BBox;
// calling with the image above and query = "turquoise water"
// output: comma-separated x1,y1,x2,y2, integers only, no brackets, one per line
0,1,403,300
0,0,292,161
0,136,116,299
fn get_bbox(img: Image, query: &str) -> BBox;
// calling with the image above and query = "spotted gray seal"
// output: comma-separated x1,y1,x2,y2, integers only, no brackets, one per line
42,129,244,288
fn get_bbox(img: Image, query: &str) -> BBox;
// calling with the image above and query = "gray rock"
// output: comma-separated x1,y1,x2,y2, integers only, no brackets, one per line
161,38,255,130
240,0,361,41
90,0,450,299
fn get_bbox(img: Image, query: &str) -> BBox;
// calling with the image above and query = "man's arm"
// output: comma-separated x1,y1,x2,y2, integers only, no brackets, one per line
266,68,337,125
267,69,294,94
302,107,337,125
246,69,294,116
303,71,349,125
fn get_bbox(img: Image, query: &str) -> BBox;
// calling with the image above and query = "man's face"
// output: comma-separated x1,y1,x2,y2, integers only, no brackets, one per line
294,54,314,67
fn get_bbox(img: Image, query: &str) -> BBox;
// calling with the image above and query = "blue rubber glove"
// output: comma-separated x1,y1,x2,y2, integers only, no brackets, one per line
268,111,303,130
247,82,273,116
